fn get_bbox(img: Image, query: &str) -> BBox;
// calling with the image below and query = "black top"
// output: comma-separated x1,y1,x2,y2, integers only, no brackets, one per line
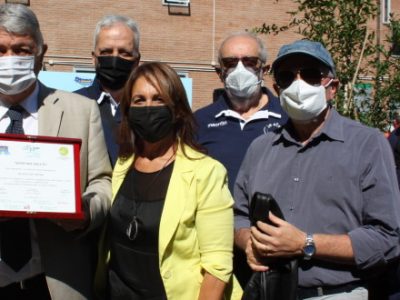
108,162,174,300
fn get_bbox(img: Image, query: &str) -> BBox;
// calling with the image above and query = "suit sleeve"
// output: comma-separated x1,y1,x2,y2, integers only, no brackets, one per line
82,100,112,232
195,159,234,283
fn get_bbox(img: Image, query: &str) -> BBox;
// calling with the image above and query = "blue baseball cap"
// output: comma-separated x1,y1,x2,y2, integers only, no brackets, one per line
272,40,336,76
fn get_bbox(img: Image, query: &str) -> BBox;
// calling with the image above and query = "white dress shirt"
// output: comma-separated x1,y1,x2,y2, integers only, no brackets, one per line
97,92,119,117
0,83,43,286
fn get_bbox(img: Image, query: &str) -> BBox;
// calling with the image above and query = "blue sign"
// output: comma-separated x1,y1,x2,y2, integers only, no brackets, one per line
38,71,193,107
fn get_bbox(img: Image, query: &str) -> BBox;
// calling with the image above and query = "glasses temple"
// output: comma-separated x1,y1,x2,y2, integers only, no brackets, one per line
324,78,334,88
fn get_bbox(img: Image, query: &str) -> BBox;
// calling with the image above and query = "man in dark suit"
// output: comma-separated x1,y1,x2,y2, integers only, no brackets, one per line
0,4,111,299
75,15,140,166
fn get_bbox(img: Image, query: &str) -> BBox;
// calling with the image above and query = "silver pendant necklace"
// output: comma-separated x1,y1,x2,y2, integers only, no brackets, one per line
126,151,175,241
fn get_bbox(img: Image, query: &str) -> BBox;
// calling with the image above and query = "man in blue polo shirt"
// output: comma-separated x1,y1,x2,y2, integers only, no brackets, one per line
195,32,287,193
194,31,287,288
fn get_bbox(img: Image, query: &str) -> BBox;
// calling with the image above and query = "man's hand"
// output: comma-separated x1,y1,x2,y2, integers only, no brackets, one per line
250,212,305,258
245,237,269,272
235,227,269,271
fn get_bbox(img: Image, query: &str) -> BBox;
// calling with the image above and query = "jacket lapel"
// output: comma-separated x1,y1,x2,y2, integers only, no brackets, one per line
37,82,64,136
158,146,194,260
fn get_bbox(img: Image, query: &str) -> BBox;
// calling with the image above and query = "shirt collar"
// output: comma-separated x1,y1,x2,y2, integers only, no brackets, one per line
215,108,281,120
213,87,282,121
276,107,345,145
98,91,118,108
319,108,345,142
0,82,39,120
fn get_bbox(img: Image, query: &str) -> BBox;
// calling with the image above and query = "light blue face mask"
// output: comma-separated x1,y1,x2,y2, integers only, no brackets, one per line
224,61,262,99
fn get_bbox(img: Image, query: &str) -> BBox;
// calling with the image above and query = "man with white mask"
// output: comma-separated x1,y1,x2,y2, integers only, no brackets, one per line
195,32,287,193
0,4,111,299
234,39,400,299
195,32,287,288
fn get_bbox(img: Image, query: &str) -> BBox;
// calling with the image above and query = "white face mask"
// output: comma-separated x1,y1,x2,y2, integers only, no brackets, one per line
0,56,36,95
280,79,328,121
225,61,261,99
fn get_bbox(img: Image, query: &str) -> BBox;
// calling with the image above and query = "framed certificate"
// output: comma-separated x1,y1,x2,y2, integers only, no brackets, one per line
0,134,83,219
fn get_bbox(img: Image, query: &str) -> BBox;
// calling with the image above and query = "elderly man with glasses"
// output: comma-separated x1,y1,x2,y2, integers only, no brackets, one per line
234,39,400,299
194,32,288,287
195,32,287,194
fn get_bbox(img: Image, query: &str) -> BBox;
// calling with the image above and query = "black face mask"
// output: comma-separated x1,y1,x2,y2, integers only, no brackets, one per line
95,56,136,90
128,106,174,143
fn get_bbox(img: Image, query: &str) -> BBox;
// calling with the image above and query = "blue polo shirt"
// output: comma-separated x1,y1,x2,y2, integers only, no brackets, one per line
194,88,288,192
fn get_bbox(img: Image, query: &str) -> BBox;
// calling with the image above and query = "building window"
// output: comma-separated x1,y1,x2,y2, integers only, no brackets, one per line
5,0,29,4
382,0,391,24
162,0,190,7
391,25,400,56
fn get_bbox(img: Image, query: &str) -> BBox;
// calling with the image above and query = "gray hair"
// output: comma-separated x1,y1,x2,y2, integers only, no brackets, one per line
0,4,44,55
218,31,268,64
94,15,140,56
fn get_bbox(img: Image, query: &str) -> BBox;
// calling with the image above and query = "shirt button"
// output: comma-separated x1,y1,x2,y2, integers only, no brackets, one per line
294,177,299,182
163,271,172,279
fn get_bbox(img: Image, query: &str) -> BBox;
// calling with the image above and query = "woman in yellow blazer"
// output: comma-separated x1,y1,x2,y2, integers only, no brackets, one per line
104,62,242,299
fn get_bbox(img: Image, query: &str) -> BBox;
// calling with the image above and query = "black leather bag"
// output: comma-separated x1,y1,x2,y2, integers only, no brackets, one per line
242,192,298,300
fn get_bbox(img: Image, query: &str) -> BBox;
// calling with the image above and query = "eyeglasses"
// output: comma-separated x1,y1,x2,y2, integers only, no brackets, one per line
221,56,261,70
275,68,325,89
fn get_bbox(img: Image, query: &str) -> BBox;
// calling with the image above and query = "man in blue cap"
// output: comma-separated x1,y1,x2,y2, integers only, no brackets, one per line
234,39,400,299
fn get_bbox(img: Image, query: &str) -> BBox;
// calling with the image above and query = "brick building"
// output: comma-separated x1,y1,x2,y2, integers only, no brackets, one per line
8,0,400,111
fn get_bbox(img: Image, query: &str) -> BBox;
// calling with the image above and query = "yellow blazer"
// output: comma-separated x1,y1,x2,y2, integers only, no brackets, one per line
110,144,242,299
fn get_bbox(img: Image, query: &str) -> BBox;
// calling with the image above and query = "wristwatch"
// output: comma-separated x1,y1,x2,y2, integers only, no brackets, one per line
303,233,315,260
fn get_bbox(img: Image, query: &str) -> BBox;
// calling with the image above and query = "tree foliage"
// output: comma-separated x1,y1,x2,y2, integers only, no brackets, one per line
254,0,400,131
369,17,400,130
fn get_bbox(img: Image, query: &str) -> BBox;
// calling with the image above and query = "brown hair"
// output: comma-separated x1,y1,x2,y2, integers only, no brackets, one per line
118,61,205,159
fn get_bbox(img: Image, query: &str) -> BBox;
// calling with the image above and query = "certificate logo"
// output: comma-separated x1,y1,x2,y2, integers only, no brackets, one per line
0,145,9,155
58,146,69,156
23,145,40,157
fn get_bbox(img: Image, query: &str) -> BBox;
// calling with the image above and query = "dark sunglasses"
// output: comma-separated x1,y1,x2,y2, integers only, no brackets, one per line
275,68,324,89
221,56,261,70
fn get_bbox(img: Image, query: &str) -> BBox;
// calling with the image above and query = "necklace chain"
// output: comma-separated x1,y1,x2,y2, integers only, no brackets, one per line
126,151,175,241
